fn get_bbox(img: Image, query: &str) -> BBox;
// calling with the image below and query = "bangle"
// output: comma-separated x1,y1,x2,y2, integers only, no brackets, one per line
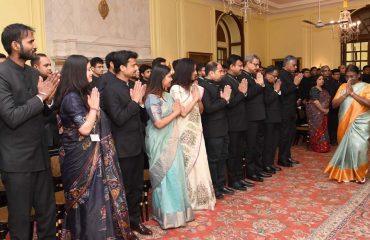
350,92,354,96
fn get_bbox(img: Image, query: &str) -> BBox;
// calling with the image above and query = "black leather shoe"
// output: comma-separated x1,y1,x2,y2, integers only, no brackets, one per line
239,179,255,187
215,191,224,199
131,223,153,235
229,182,247,191
220,187,235,194
126,230,139,240
278,160,293,167
288,158,300,164
270,165,282,171
246,174,264,182
258,172,272,178
263,166,276,174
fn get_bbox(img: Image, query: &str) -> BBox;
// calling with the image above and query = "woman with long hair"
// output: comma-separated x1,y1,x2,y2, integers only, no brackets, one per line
325,65,370,183
55,55,135,239
306,75,331,153
170,58,215,210
145,64,194,229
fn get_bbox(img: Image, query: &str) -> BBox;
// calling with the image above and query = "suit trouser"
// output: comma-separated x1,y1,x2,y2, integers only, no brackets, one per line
278,117,296,161
119,152,144,226
263,123,281,167
204,135,229,192
1,169,56,240
227,131,246,184
328,109,339,144
245,121,264,176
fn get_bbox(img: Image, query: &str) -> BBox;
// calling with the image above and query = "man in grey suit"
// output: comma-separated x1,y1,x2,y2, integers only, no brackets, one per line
0,23,59,239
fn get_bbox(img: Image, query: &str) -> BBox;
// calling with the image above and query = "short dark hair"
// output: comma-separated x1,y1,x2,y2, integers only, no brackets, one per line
152,57,166,67
331,69,340,74
173,58,195,91
0,53,6,59
105,51,116,69
310,67,318,71
55,55,90,109
139,64,151,74
90,57,104,67
225,54,243,69
196,63,205,72
30,53,47,66
301,68,309,73
283,55,297,67
205,61,219,76
265,65,278,75
1,23,34,54
146,65,171,98
363,65,370,70
113,50,138,74
346,64,360,75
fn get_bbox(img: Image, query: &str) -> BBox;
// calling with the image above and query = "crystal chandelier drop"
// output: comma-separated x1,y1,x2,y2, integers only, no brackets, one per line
222,0,269,22
337,0,361,43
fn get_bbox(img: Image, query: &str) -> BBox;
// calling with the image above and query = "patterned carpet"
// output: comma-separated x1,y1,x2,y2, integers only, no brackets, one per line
139,145,370,240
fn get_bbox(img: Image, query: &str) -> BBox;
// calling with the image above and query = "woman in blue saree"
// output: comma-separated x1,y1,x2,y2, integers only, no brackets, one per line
55,55,136,239
145,65,194,229
325,65,370,183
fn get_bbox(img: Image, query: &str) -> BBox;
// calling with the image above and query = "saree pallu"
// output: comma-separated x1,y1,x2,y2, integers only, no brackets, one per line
170,85,216,211
306,89,331,153
324,82,370,182
145,93,194,229
59,111,130,239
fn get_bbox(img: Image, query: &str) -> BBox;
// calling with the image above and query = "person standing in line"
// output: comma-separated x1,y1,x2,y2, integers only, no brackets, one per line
0,23,59,239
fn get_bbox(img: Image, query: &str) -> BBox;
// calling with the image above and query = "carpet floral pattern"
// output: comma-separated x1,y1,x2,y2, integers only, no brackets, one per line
139,145,370,240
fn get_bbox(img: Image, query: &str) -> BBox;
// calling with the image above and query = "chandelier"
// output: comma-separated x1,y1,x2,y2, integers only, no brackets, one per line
222,0,269,22
337,0,361,43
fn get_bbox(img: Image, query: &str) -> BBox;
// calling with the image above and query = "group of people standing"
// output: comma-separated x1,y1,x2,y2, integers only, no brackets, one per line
0,23,369,240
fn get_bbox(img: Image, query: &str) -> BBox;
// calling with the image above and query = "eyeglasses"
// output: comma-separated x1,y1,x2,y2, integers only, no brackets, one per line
249,62,260,67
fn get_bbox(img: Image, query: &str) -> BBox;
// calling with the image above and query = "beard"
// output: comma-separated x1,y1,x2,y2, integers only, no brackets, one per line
19,43,37,61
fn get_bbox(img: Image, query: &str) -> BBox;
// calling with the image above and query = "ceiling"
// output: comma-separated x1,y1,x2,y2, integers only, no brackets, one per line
216,0,366,14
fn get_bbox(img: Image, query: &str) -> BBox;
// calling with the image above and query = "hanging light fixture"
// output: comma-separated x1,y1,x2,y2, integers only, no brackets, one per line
337,0,361,43
222,0,269,22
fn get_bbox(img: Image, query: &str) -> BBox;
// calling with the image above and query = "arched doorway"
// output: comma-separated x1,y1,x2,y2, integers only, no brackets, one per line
341,5,370,72
216,11,244,64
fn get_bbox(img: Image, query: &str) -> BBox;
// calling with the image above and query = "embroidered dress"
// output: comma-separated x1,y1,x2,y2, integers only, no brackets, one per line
170,84,215,210
145,93,194,229
306,87,331,153
324,82,370,182
59,92,130,239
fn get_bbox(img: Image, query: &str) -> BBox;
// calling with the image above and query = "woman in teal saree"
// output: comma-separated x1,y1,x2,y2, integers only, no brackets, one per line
325,65,370,183
144,65,194,229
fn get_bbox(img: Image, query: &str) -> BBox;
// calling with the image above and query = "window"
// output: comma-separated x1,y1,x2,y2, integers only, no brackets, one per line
342,5,370,72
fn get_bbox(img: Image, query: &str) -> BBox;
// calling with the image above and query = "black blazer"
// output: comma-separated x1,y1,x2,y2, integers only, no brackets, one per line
264,81,282,123
102,77,144,158
199,78,228,138
221,73,247,132
279,69,298,120
0,59,50,172
240,71,266,121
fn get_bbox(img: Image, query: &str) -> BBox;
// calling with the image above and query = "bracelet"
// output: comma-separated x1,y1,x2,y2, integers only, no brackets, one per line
350,92,355,96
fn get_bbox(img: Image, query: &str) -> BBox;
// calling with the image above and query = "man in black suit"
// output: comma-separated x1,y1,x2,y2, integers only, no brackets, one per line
222,55,254,191
90,57,104,87
278,55,303,167
322,65,341,145
0,23,59,239
102,50,152,237
240,54,270,181
199,61,233,199
263,66,283,173
31,53,60,148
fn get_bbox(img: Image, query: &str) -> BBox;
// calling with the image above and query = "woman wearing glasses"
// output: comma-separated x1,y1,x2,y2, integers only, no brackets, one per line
325,64,370,183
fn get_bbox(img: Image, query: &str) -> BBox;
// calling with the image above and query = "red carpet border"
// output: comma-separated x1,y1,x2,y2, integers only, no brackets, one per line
139,145,370,240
